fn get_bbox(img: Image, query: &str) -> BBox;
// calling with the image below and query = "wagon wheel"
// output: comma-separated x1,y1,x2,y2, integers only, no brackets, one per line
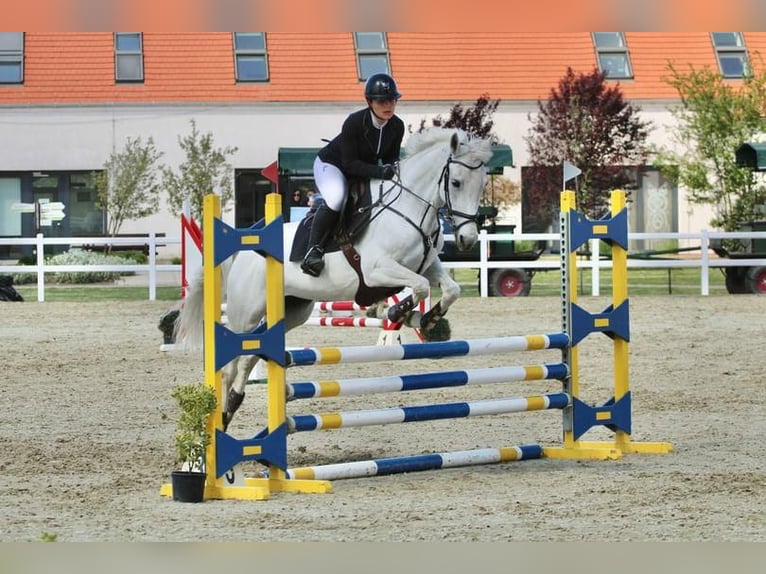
724,267,750,294
487,268,531,297
745,266,766,294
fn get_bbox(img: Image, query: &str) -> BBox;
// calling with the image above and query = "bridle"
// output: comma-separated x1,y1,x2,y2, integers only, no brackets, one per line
356,151,485,274
438,154,486,234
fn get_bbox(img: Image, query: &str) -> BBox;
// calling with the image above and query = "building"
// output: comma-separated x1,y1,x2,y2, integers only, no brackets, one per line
1,32,764,259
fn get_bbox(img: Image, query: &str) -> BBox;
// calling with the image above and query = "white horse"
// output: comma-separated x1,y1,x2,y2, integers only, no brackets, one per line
177,127,493,429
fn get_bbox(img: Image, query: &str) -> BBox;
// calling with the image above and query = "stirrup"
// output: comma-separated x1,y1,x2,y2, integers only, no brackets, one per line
301,247,325,277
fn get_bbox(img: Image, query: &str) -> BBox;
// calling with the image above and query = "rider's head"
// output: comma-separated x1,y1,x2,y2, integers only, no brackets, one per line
365,73,401,121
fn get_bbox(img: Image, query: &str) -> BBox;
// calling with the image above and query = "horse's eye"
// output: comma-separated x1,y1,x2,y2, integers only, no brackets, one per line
450,179,461,189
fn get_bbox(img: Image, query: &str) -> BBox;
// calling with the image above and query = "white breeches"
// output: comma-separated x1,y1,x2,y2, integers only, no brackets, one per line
313,156,347,212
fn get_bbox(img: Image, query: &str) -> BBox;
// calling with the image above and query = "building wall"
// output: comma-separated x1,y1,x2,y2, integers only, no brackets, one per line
0,98,717,257
5,31,756,257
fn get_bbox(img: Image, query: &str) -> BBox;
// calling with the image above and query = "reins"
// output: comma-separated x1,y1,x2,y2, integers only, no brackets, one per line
362,152,485,274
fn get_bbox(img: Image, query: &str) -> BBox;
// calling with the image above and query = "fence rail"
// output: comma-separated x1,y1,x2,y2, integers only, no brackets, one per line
2,230,766,301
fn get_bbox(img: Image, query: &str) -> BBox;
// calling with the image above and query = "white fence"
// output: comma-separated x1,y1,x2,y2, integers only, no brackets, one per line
0,234,178,302
2,230,766,301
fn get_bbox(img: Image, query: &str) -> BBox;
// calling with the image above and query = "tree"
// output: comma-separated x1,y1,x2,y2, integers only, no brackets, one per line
525,67,652,223
654,62,766,231
162,119,238,221
424,93,501,143
93,136,164,238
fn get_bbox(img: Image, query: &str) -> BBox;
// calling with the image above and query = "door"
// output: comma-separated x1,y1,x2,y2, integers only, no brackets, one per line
235,170,275,228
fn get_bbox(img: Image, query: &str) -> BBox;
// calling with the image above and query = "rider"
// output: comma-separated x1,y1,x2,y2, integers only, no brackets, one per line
301,72,406,277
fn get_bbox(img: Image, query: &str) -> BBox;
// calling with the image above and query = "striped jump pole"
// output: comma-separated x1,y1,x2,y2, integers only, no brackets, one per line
286,333,569,367
286,363,569,399
315,301,368,313
311,294,428,341
282,444,544,481
304,316,387,328
288,393,569,432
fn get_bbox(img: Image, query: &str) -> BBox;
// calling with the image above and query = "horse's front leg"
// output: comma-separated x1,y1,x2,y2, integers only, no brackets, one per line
417,259,460,336
363,259,431,323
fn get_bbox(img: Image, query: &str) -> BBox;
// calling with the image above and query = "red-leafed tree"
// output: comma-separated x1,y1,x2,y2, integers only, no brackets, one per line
411,95,519,216
426,93,501,144
524,67,652,227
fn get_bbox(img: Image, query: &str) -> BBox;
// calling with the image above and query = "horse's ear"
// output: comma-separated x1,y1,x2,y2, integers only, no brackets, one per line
450,132,459,153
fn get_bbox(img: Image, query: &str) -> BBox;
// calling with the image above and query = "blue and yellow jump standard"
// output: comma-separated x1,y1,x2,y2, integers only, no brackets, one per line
161,193,331,501
543,189,673,460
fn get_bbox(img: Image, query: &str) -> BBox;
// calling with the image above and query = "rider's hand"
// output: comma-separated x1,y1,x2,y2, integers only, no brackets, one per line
379,164,396,180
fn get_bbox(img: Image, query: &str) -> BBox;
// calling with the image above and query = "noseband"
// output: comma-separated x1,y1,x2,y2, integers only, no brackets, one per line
438,155,486,233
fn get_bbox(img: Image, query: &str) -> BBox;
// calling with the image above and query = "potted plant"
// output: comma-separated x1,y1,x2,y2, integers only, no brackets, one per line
170,382,217,503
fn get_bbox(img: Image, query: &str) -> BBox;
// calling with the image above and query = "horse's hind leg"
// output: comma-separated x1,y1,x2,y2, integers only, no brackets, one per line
223,355,258,430
221,298,313,430
285,296,316,331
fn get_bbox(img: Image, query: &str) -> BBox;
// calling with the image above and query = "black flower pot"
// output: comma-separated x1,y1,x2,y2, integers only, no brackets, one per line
170,470,207,502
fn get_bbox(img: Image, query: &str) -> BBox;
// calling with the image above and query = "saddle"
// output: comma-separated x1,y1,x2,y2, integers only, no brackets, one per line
289,180,403,305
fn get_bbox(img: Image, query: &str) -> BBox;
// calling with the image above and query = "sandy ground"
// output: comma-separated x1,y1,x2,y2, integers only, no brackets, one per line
1,294,765,542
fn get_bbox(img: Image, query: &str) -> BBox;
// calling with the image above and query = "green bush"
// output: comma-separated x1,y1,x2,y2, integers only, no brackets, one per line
117,250,148,264
12,250,138,285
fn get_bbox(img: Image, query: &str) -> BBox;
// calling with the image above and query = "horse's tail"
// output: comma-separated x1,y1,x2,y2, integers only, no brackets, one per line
220,254,234,303
174,266,205,350
173,255,235,350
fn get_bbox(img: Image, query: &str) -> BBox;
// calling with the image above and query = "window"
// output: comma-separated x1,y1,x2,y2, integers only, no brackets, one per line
0,32,24,84
711,32,749,78
69,174,104,236
0,177,22,236
114,33,144,82
354,33,390,80
592,32,633,79
234,33,268,82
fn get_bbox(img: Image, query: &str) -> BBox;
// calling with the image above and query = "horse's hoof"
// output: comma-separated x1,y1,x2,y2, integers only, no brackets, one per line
422,317,451,342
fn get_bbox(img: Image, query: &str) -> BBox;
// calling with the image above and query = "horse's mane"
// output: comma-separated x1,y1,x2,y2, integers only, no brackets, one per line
404,127,491,161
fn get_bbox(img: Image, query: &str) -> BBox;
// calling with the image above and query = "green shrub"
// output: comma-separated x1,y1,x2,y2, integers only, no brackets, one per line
117,250,148,264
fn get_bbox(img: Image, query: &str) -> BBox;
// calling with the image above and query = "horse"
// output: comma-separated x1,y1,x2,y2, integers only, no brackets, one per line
176,127,493,430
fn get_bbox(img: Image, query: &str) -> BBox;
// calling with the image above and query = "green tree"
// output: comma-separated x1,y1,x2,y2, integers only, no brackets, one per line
525,67,652,222
162,119,238,220
654,62,766,231
93,136,163,237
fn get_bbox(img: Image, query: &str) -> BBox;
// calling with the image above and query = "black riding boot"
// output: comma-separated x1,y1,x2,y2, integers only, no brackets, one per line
301,203,339,277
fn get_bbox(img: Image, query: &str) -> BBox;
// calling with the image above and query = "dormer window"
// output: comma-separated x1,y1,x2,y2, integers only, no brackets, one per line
592,32,633,79
711,32,749,78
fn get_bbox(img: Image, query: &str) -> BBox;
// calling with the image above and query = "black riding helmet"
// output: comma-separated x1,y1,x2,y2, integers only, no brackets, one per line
364,73,402,101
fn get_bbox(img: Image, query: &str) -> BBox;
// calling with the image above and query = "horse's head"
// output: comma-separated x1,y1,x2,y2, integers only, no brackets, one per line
438,130,493,251
401,128,492,251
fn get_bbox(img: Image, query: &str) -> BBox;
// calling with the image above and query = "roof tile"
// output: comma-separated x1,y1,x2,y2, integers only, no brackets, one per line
1,32,763,105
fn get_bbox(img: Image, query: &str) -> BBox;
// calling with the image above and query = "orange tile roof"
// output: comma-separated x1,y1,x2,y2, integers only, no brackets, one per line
1,32,764,105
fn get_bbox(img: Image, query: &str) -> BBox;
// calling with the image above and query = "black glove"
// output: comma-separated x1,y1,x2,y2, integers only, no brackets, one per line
379,164,396,180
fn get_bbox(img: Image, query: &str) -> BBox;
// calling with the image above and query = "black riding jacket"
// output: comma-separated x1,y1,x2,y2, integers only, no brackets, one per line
318,107,405,181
